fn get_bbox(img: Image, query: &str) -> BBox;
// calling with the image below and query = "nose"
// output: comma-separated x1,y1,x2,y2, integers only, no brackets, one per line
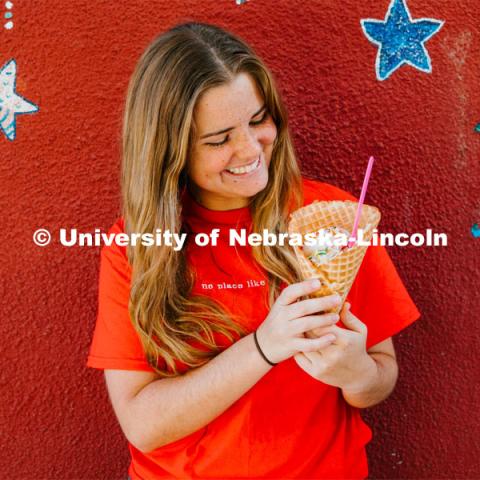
235,128,262,162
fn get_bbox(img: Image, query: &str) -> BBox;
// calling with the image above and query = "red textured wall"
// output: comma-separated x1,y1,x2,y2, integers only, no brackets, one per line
2,1,479,478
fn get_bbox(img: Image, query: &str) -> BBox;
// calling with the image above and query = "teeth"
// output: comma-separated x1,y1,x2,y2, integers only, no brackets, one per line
226,158,259,175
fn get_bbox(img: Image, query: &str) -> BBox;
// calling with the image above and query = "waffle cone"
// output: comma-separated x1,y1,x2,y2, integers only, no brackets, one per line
288,201,381,314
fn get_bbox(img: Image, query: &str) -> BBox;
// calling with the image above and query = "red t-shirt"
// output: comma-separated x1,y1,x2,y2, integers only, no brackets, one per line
87,178,420,479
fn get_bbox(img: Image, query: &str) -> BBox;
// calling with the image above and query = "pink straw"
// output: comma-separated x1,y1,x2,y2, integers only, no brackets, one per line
347,156,375,248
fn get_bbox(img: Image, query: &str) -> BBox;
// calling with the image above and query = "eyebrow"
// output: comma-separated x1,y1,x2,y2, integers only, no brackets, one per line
199,104,267,139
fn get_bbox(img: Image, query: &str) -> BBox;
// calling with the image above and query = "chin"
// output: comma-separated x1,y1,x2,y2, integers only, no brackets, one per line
240,173,269,198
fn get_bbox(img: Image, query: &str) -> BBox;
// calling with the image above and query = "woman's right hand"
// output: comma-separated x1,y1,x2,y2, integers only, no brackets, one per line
255,279,342,364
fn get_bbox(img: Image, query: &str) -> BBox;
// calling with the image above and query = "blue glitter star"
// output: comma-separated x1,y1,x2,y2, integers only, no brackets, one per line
361,0,444,81
0,58,39,141
472,223,480,238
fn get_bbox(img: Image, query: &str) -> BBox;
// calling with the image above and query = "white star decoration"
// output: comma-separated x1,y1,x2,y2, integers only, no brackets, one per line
0,59,39,141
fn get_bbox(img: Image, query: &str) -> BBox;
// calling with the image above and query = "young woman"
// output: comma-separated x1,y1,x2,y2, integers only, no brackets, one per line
87,22,420,479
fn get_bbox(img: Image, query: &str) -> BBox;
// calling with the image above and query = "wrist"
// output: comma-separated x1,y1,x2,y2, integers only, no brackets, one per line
253,330,277,367
342,354,378,394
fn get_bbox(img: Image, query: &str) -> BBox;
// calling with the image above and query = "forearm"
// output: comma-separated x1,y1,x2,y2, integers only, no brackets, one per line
341,352,398,408
131,332,271,452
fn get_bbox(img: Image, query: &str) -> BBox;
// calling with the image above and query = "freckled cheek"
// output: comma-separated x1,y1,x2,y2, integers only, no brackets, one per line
191,149,228,178
204,155,232,177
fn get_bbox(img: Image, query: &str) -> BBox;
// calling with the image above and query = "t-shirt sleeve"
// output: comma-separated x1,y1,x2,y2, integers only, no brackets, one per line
86,221,156,372
347,244,421,349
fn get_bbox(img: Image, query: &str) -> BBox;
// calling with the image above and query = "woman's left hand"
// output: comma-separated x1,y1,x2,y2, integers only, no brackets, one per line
294,302,377,392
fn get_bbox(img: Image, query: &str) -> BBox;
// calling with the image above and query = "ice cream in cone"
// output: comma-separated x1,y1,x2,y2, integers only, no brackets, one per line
288,200,381,314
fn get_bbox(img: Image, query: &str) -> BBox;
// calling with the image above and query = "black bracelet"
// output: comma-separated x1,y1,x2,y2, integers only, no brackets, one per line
253,330,277,367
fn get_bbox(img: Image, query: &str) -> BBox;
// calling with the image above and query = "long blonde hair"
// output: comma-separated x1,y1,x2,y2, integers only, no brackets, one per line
121,22,304,377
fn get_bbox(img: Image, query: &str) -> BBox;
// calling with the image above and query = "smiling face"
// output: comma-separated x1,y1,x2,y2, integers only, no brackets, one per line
187,72,278,210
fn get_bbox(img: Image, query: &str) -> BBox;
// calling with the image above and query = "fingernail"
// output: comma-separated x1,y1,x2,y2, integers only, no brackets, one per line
311,279,321,288
325,334,336,342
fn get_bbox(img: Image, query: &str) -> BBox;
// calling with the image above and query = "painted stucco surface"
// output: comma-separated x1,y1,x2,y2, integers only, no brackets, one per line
1,1,479,478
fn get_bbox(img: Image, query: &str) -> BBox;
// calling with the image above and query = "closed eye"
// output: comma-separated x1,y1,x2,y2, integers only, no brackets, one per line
205,109,269,148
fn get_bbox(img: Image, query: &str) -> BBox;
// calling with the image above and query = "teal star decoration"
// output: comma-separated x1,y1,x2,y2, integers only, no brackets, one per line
361,0,444,81
472,223,480,238
0,58,39,141
474,123,480,133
